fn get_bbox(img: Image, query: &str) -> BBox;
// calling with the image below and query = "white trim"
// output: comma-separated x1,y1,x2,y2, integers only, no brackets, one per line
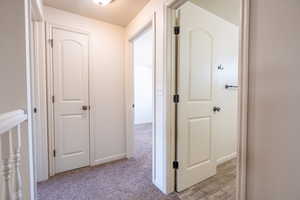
128,21,153,42
216,153,237,165
32,21,49,182
87,30,96,168
163,0,249,197
45,23,93,176
125,40,134,158
0,110,27,135
160,6,179,193
134,122,153,127
0,110,26,121
163,2,176,193
31,0,44,21
45,23,55,177
25,0,36,198
93,153,126,166
151,13,157,184
237,0,250,199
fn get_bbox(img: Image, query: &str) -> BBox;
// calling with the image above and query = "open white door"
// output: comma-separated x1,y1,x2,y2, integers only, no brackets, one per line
52,27,90,174
177,2,239,191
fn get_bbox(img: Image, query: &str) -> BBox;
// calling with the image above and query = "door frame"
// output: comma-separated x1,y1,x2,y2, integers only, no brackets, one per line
126,13,157,182
164,0,250,198
45,23,93,176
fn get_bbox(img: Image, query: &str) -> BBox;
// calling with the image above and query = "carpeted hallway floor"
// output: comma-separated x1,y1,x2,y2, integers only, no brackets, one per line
37,123,179,200
37,123,236,200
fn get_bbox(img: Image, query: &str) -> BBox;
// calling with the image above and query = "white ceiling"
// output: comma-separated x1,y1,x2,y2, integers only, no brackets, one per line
43,0,151,27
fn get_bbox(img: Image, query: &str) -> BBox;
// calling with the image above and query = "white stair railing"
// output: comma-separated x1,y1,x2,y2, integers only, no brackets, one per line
0,110,27,200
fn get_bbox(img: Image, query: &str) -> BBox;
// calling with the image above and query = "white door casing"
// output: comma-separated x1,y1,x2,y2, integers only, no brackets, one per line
52,27,90,174
177,2,239,191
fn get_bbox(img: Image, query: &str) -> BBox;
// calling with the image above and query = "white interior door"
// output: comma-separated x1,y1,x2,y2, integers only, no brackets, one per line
52,27,90,174
177,2,238,191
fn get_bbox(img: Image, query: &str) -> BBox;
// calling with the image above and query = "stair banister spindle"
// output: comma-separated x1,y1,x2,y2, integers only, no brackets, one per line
12,124,22,200
1,131,13,200
0,110,27,200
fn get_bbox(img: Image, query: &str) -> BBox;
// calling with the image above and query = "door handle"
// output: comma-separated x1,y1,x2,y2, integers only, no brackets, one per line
225,84,239,89
82,105,89,111
213,106,221,112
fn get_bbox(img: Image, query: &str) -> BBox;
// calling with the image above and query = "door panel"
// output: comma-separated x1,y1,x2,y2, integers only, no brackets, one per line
60,41,84,100
188,118,211,166
52,27,90,174
177,2,238,191
189,28,212,101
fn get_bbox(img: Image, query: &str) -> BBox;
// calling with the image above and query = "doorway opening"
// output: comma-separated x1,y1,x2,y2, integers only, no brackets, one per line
132,27,154,179
175,0,239,193
31,0,249,198
165,0,248,199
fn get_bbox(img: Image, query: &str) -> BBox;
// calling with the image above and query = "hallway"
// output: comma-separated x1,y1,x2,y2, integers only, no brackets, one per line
37,123,236,200
37,124,179,200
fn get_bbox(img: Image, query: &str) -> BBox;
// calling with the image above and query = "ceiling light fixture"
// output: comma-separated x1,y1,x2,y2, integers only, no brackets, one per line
93,0,113,6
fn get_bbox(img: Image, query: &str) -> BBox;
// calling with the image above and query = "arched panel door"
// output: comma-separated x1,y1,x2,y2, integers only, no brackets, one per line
177,2,239,191
52,27,90,174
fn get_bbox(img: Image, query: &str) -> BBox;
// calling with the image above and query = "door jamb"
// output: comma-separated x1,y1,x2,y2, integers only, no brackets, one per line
32,21,49,182
163,0,250,198
45,23,92,176
126,13,157,183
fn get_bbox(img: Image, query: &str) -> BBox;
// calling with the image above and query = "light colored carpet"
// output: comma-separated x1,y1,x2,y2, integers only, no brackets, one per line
37,123,179,200
37,124,236,200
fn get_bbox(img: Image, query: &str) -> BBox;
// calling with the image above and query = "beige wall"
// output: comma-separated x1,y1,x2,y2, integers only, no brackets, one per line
247,0,300,199
0,0,28,113
190,0,240,26
0,0,33,199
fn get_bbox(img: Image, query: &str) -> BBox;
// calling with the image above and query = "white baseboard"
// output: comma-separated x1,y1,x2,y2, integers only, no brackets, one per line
93,153,126,166
153,179,166,194
134,122,152,126
216,152,237,165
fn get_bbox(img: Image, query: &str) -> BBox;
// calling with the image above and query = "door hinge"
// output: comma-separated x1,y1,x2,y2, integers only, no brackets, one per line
53,150,56,157
174,26,180,35
33,107,37,113
49,39,53,48
173,161,179,169
52,96,55,103
173,94,180,103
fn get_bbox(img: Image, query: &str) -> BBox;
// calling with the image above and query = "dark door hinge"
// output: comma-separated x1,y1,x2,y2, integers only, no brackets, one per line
173,161,179,169
53,150,56,157
173,94,180,103
174,26,180,35
50,39,53,48
33,107,37,113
